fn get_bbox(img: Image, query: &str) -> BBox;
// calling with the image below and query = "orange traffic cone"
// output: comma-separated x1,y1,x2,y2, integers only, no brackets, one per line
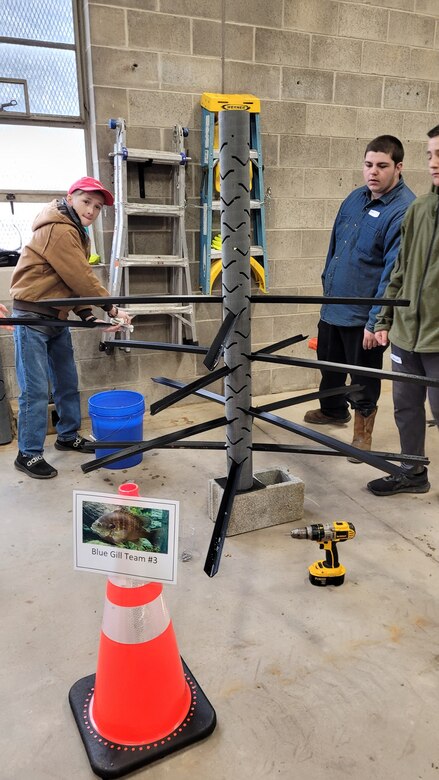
70,483,216,779
91,579,192,744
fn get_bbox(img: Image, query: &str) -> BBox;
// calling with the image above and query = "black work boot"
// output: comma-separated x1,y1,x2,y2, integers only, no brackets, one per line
367,468,430,496
54,435,95,452
14,451,58,479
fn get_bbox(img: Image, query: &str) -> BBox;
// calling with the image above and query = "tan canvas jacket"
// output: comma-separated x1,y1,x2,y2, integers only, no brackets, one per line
10,200,110,319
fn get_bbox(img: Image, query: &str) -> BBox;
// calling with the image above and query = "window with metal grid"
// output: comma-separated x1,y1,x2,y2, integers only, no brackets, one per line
0,0,88,256
0,0,81,119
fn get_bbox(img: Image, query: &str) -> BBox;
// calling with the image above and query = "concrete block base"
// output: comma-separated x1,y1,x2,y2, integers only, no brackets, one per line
208,467,304,536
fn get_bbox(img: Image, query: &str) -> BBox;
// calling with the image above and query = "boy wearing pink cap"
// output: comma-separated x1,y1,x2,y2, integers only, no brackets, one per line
10,177,131,479
67,176,114,206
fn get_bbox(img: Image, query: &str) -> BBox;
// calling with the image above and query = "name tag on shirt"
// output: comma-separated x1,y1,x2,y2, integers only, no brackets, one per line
368,209,380,217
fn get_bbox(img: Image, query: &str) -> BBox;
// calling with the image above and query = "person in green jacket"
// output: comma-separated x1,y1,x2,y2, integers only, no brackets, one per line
367,124,439,496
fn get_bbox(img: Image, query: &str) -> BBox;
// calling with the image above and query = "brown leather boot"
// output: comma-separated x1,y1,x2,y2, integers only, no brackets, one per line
347,408,377,463
304,408,351,425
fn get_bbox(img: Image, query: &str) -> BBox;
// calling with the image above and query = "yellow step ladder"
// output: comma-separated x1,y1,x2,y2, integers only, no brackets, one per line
199,93,268,294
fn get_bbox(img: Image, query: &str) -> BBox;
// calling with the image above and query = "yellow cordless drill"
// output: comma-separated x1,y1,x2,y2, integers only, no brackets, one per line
291,521,356,587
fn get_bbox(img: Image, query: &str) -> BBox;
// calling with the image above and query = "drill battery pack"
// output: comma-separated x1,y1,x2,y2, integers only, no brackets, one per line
308,559,346,587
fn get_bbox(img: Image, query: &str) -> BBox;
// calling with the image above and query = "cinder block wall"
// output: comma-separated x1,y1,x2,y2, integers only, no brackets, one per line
2,0,439,414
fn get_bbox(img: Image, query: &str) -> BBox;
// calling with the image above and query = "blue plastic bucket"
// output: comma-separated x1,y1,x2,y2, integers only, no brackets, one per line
88,390,145,470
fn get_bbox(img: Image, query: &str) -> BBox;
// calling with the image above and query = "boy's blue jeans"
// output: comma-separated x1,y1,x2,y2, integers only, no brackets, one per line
13,320,81,456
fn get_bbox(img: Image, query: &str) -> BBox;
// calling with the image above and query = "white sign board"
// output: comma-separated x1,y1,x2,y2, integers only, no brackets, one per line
73,490,179,584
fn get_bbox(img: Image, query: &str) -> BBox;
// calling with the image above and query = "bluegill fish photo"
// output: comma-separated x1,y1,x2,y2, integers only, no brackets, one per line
83,501,169,552
91,509,145,545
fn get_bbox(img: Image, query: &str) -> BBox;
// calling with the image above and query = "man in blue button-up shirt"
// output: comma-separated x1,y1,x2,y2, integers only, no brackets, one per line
304,135,415,460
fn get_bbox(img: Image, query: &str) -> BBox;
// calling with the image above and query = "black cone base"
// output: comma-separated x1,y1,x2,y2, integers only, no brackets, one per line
69,660,216,779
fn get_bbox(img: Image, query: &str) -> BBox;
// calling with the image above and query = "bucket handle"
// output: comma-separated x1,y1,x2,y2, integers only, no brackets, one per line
90,411,143,444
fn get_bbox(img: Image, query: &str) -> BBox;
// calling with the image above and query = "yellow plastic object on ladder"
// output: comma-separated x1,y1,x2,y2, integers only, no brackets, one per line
210,234,266,292
211,233,222,251
210,257,266,293
200,93,261,113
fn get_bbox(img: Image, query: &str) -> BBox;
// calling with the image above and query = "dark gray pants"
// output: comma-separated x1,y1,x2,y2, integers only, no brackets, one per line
391,344,439,461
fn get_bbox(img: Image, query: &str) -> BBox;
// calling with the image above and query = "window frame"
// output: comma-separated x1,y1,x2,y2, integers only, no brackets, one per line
0,0,87,129
0,0,91,211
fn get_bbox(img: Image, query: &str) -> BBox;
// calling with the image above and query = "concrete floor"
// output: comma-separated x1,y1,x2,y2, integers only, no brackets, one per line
1,380,439,780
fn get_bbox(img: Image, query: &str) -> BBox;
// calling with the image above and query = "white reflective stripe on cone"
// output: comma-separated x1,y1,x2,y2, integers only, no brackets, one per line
109,575,144,588
102,592,170,645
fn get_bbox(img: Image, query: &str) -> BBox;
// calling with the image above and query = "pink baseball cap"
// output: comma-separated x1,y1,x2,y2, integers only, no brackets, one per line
68,176,114,206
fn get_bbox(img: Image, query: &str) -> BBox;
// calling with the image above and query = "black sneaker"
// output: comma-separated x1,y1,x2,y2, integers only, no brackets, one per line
14,451,58,479
54,435,95,453
367,468,430,496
